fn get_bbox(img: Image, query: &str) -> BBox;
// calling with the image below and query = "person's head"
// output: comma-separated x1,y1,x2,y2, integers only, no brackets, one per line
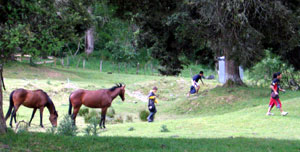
199,71,204,76
272,73,278,79
276,72,282,79
152,86,158,93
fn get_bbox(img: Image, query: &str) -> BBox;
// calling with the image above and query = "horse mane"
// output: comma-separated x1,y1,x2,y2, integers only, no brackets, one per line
39,90,57,115
109,83,123,91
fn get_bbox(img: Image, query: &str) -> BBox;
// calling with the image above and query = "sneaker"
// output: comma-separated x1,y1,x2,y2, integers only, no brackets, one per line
281,112,288,116
266,112,274,116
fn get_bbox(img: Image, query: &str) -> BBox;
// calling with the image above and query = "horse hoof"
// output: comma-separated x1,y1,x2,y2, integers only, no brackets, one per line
40,125,44,128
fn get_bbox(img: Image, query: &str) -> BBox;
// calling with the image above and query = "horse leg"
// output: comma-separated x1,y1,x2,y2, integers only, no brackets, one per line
10,106,20,128
9,108,15,128
39,107,44,128
71,107,80,126
100,107,108,129
29,108,37,127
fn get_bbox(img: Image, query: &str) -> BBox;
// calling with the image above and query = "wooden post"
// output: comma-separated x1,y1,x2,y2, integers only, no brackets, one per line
99,60,103,72
151,63,154,75
76,57,81,68
0,64,7,134
54,57,57,67
136,62,139,75
83,59,86,69
190,68,193,77
61,58,64,67
118,63,121,73
144,63,147,75
67,55,69,68
124,63,127,74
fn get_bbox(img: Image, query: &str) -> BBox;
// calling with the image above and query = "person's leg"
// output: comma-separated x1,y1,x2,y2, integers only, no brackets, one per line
147,112,154,122
266,98,275,115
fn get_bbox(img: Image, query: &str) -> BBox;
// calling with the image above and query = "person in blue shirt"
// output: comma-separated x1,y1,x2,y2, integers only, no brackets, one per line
147,86,158,122
188,71,204,96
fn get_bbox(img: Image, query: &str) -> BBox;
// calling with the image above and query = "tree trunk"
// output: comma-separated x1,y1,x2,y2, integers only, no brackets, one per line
224,56,244,87
85,7,94,56
0,64,7,134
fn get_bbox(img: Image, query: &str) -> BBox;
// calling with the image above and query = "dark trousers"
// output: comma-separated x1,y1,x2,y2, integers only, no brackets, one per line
147,104,156,122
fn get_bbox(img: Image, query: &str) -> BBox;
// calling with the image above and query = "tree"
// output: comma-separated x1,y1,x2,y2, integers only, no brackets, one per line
110,0,300,85
0,64,7,134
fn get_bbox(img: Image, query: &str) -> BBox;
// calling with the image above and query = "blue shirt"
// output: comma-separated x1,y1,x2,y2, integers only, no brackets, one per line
192,74,202,82
271,78,280,93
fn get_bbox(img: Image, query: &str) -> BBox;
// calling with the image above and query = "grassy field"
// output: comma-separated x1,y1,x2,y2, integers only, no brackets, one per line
1,62,300,151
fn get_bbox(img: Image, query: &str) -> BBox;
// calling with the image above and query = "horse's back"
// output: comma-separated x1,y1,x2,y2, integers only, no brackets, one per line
13,88,47,108
71,89,110,108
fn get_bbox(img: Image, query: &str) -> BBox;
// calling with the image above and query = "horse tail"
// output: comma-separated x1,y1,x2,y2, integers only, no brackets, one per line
5,90,15,121
68,93,73,116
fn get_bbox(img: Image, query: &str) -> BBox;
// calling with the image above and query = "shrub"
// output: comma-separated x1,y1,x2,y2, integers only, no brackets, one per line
57,115,77,136
126,115,133,122
84,116,100,136
128,127,135,131
46,127,56,134
79,108,89,117
107,107,116,118
114,115,123,123
160,125,170,132
139,110,150,121
84,110,101,123
16,121,29,134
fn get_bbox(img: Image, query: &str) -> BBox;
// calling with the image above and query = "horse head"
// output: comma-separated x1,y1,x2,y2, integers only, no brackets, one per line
49,110,58,127
119,83,126,101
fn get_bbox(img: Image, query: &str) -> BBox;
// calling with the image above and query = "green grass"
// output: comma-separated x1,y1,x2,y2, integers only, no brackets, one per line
1,62,300,151
1,130,300,152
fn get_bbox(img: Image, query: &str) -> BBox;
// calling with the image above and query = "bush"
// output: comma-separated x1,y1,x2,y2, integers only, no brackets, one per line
46,127,56,134
160,125,170,132
126,115,133,122
139,110,150,121
84,110,101,123
79,108,89,117
114,115,123,123
84,117,100,136
128,127,135,131
16,121,29,134
57,115,77,136
107,107,116,118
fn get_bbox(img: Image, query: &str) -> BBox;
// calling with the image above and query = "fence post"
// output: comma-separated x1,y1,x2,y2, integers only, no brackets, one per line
67,55,69,68
118,63,121,73
83,59,86,69
99,60,103,72
76,57,81,68
151,63,154,75
136,62,140,75
61,58,64,67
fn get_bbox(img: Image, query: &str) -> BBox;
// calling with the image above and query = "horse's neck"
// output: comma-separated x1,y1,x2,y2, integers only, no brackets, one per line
110,88,120,100
46,103,55,114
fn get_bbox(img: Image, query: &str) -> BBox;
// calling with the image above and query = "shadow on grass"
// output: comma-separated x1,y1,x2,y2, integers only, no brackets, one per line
0,130,300,152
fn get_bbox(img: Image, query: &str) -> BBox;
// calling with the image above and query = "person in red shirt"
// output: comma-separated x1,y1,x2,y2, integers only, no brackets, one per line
266,72,288,116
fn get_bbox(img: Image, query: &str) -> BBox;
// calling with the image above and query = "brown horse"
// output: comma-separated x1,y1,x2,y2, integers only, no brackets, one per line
5,89,58,128
69,83,125,129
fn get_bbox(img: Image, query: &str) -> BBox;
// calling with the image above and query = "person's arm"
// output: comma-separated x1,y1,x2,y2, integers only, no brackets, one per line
200,78,204,85
270,85,278,94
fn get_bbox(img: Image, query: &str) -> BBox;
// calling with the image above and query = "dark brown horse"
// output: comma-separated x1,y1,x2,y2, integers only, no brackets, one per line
5,89,58,128
69,83,125,129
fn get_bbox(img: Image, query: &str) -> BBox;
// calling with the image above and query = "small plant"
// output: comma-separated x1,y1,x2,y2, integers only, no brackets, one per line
46,127,56,134
139,109,150,121
79,108,89,117
47,79,52,85
84,116,100,136
114,115,124,123
126,115,133,122
16,121,29,134
57,115,77,136
84,110,101,123
106,107,116,118
160,125,170,132
128,127,135,131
